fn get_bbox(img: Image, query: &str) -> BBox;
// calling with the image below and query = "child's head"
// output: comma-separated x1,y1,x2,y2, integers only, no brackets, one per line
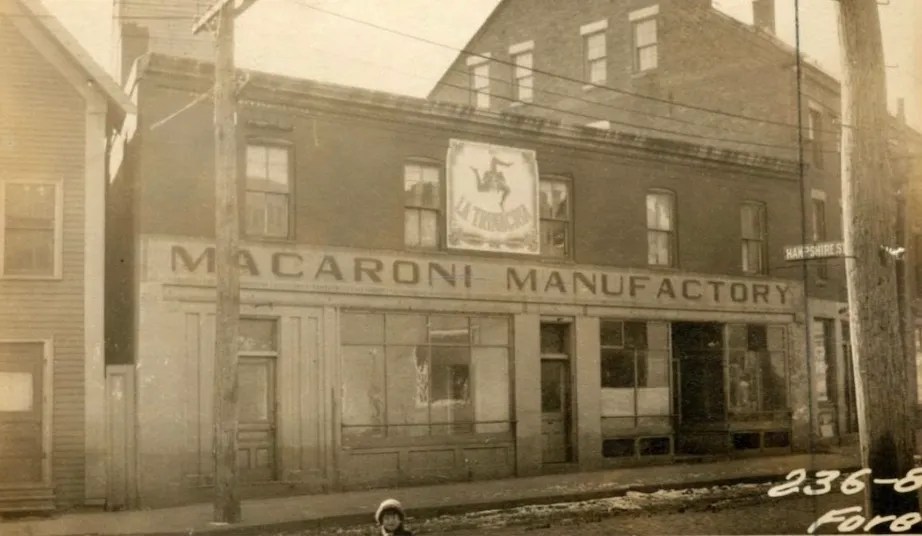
375,498,405,533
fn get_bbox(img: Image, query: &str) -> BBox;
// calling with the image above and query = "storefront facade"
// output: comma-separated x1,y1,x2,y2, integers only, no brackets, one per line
125,237,807,505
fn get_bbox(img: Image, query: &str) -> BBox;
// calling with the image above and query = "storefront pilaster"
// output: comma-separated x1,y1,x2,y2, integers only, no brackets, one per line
514,313,541,476
574,316,602,469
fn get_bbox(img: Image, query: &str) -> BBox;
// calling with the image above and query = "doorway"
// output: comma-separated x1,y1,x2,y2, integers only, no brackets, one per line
672,322,727,454
540,323,572,464
237,318,279,483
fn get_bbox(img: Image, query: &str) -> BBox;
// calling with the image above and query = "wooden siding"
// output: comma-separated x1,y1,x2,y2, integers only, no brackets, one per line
0,17,88,507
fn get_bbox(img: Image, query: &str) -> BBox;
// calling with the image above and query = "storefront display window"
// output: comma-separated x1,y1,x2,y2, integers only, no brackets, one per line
340,312,511,441
600,320,670,426
727,324,787,417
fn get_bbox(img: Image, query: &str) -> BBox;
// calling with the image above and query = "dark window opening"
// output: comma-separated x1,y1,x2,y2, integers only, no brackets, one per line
602,438,635,458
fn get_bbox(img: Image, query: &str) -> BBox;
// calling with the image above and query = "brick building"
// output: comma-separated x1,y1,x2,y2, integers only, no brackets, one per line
427,0,922,447
0,0,132,512
104,50,810,507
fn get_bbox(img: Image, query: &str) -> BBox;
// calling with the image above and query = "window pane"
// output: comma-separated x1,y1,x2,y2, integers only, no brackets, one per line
239,318,277,352
748,324,768,351
727,324,747,349
741,204,764,239
264,193,289,237
762,351,787,410
245,191,266,236
6,184,55,221
646,192,674,230
472,347,510,433
404,209,420,247
624,321,648,349
634,19,657,47
647,230,671,265
540,323,568,354
341,312,384,344
429,347,472,429
238,360,270,421
742,240,763,274
385,345,430,437
586,32,605,60
600,321,624,348
540,220,568,257
638,45,658,71
419,210,438,248
266,147,289,186
4,230,54,275
386,314,427,344
476,91,490,109
470,317,509,346
601,348,635,388
341,346,385,431
589,59,606,83
0,372,33,412
246,145,267,179
430,315,469,344
643,350,669,388
473,64,489,89
518,77,534,102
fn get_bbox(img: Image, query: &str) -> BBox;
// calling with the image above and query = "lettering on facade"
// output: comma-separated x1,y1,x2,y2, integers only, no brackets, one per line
168,244,794,310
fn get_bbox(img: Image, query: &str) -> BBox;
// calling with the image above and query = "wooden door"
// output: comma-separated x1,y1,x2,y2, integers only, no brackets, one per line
540,359,570,463
0,343,44,485
237,356,277,482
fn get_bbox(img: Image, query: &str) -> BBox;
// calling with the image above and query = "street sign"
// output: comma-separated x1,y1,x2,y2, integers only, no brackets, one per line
784,241,845,261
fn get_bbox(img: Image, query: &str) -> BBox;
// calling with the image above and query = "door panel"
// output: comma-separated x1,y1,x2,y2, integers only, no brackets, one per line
0,343,44,484
540,360,570,463
237,356,276,482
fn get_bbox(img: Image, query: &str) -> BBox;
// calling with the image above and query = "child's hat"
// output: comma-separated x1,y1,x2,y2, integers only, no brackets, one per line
375,498,405,523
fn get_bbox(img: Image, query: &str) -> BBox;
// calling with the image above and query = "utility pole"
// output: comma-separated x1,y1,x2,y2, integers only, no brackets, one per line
837,0,918,522
193,0,257,523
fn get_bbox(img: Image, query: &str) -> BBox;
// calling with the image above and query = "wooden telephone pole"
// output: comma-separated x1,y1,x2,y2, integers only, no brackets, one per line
837,0,918,521
192,0,257,523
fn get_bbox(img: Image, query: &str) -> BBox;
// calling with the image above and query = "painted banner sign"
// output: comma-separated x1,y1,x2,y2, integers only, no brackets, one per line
446,139,539,254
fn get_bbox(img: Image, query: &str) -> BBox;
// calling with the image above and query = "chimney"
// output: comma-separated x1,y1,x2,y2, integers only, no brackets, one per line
752,0,775,34
112,0,215,86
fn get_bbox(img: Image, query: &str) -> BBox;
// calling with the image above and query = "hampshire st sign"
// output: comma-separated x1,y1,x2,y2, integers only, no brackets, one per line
157,241,799,312
784,241,845,261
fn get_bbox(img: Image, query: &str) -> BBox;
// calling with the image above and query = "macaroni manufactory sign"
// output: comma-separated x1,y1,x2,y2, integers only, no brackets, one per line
446,139,540,254
153,240,800,313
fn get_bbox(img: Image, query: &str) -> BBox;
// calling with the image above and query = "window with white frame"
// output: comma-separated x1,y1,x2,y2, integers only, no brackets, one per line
630,6,659,72
245,144,291,238
646,189,675,267
579,20,607,85
404,161,440,249
741,201,767,274
539,177,570,257
469,59,491,109
512,48,534,103
1,181,60,277
807,106,824,169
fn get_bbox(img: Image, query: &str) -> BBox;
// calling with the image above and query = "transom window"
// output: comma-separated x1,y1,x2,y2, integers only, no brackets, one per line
741,202,767,274
403,162,441,249
539,178,570,257
1,182,60,277
512,51,534,103
584,31,607,84
646,190,675,267
340,312,511,441
245,144,291,238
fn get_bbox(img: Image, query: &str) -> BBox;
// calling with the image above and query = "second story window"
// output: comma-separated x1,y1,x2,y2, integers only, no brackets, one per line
646,190,675,267
808,106,824,169
1,181,60,278
741,202,767,274
630,6,659,72
580,20,608,85
512,48,534,103
404,161,440,248
811,191,828,279
539,177,570,257
245,144,291,239
468,57,491,109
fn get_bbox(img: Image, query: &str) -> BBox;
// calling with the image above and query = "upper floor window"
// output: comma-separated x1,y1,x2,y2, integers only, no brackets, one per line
468,56,491,109
811,190,828,279
245,144,291,239
646,189,675,267
539,177,570,257
630,6,659,72
510,42,534,103
741,202,767,275
1,181,61,278
580,20,608,84
404,161,440,249
807,106,824,169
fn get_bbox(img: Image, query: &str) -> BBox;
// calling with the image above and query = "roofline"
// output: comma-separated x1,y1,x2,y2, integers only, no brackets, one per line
13,0,135,114
426,0,508,100
141,53,800,180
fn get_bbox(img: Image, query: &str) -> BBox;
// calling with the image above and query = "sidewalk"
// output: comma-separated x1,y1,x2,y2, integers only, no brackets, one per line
2,451,859,536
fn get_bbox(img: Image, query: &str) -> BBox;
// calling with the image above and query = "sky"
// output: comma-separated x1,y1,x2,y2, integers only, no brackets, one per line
41,0,921,130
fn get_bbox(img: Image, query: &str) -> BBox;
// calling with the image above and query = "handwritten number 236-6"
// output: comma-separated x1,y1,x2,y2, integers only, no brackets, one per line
768,468,922,497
